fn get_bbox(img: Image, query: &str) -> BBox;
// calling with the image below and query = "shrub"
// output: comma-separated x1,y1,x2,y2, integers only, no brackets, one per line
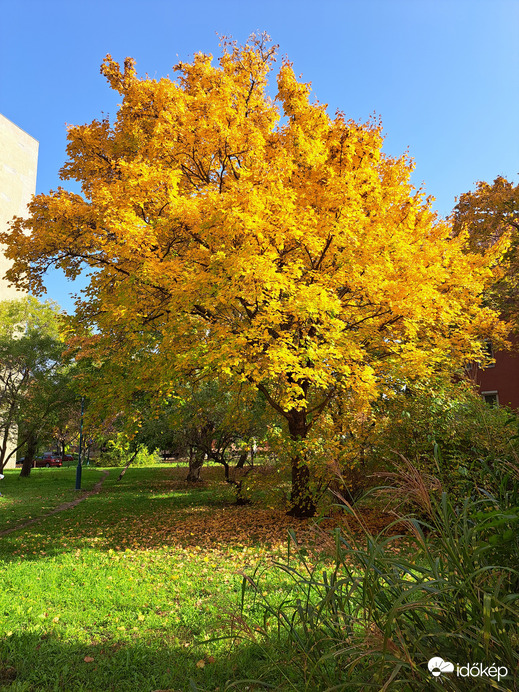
367,379,519,497
235,465,519,690
97,436,161,467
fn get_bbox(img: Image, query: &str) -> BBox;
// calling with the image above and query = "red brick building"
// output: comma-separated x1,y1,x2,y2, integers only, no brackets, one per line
468,341,519,409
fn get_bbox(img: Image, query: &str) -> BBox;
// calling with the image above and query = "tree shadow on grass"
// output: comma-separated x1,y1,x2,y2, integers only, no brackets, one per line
0,630,288,692
0,486,339,567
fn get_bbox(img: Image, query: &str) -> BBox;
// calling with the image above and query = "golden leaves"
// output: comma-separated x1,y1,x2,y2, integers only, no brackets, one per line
0,36,505,425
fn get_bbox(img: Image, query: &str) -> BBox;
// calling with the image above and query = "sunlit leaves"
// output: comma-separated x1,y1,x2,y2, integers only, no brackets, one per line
452,175,519,324
0,37,507,506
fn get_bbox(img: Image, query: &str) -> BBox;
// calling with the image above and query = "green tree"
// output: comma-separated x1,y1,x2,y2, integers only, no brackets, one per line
160,379,269,490
109,374,270,502
0,297,76,476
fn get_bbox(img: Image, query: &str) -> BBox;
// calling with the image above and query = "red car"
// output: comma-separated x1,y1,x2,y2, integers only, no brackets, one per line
34,456,62,468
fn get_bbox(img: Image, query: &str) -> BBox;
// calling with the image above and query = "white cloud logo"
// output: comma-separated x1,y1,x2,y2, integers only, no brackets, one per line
428,657,455,677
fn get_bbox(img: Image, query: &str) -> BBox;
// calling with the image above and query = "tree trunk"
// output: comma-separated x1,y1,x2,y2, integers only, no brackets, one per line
286,410,316,518
117,449,140,481
20,433,38,478
288,461,316,517
186,449,204,482
235,451,248,469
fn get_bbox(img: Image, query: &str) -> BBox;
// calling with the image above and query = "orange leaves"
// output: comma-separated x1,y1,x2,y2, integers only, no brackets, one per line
0,36,506,444
452,175,519,331
100,54,137,94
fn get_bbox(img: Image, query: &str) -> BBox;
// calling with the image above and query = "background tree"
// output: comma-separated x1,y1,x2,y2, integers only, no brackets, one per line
105,373,270,496
49,397,83,460
17,370,79,477
159,379,269,492
0,297,74,476
1,37,505,515
452,175,519,321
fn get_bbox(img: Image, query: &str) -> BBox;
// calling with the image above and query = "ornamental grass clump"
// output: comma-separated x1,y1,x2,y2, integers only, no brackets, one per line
235,462,519,691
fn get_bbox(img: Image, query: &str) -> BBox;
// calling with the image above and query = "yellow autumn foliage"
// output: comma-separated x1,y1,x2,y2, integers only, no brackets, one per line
0,35,508,513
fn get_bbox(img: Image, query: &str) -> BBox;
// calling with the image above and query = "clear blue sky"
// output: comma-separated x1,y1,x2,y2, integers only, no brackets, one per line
1,0,518,312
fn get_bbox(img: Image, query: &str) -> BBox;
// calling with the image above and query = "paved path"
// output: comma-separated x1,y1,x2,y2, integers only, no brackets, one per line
0,470,110,537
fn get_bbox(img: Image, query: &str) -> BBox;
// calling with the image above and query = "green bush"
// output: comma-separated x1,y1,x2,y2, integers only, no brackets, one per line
367,379,519,497
98,437,161,467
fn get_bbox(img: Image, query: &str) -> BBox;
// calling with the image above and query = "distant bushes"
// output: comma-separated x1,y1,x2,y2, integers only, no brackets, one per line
97,437,161,467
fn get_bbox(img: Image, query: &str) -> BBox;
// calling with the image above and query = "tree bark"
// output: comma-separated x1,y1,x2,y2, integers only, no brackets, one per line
117,449,139,481
235,451,248,469
286,410,316,518
186,448,204,482
20,432,38,478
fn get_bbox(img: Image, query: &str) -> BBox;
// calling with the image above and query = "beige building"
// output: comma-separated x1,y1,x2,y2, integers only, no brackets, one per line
0,113,38,298
0,113,39,467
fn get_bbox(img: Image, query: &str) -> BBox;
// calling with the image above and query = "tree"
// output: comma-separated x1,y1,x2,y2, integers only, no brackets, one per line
150,378,269,495
95,368,270,493
0,297,74,475
0,36,505,515
452,175,519,321
50,397,83,461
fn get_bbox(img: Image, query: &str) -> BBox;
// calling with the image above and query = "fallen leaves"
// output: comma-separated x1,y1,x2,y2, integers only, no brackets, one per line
196,655,215,669
51,467,400,558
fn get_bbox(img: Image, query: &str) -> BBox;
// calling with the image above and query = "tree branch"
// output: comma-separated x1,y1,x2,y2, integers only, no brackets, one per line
256,382,289,420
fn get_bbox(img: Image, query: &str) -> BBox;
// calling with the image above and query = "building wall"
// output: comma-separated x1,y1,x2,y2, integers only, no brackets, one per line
0,114,38,299
469,340,519,410
0,114,38,467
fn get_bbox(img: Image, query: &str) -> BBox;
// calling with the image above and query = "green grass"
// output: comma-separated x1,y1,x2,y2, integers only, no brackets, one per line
0,468,102,531
0,465,308,691
3,463,517,690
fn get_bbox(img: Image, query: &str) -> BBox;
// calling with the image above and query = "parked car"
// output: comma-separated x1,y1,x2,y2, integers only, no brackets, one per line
34,456,62,468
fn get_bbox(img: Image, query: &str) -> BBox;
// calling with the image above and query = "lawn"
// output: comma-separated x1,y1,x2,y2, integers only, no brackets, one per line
1,464,517,691
0,464,352,691
0,467,101,532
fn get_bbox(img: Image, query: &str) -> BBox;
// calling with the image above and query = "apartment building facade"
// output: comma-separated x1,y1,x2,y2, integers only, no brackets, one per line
0,113,38,467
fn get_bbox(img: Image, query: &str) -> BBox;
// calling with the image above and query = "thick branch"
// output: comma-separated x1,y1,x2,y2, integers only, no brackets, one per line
256,382,289,421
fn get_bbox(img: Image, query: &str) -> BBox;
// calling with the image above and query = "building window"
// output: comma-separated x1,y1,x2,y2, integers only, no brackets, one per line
482,390,499,406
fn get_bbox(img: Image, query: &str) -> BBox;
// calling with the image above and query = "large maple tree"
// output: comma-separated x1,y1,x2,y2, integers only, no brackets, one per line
1,36,505,515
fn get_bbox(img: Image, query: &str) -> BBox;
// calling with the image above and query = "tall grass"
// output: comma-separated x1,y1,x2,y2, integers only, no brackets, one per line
236,462,519,691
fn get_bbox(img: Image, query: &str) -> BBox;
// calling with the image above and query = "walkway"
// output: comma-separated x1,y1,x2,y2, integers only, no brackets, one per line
0,470,110,537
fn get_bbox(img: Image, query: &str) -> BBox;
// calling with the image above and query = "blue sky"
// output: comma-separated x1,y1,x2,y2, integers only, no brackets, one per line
1,0,518,312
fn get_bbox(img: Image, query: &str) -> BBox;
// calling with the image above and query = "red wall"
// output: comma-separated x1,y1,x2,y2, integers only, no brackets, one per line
470,344,519,409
